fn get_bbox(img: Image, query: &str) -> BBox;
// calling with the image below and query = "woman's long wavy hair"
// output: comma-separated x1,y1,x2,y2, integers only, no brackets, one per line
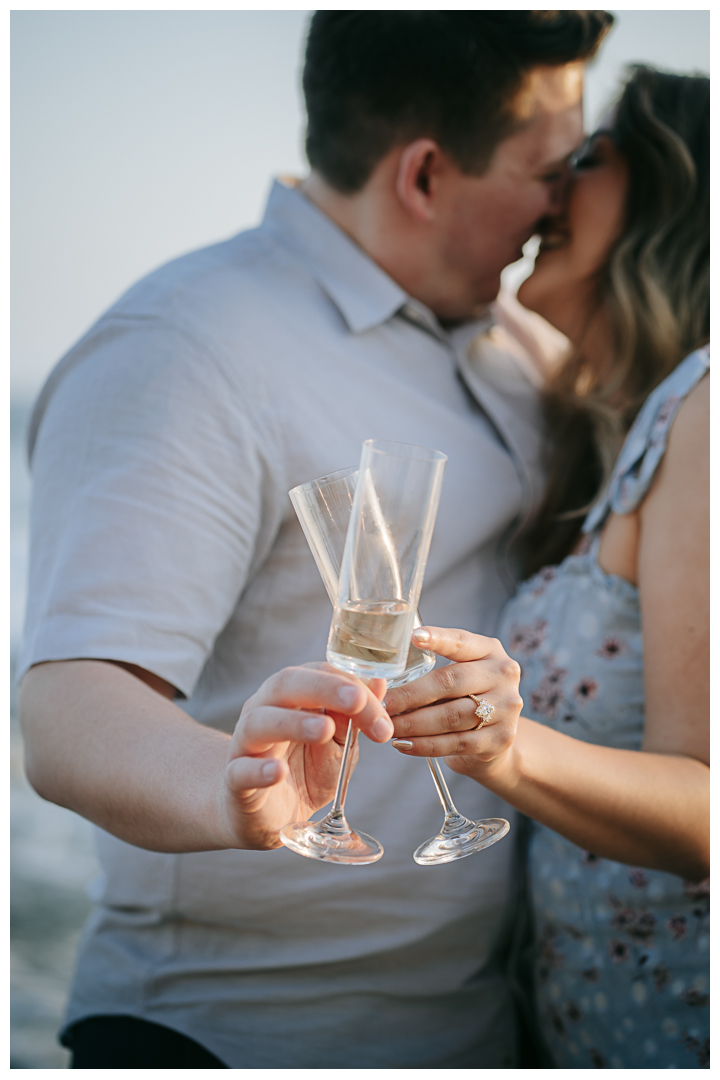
522,65,709,575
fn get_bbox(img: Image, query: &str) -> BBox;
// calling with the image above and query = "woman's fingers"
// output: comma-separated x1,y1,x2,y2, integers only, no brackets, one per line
411,626,500,663
386,655,519,719
391,695,494,739
385,628,520,718
391,691,519,761
390,723,513,762
386,625,523,764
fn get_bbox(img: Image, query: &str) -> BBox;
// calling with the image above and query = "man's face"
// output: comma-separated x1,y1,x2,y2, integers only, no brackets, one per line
435,63,585,315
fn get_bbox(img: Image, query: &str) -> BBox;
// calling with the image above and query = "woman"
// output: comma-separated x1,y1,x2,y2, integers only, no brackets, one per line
385,66,709,1069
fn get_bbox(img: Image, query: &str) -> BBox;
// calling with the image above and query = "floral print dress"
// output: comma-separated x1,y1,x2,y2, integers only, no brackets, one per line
497,346,710,1069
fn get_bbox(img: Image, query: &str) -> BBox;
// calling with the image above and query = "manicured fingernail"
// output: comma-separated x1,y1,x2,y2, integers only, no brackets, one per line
371,717,394,741
337,685,362,710
302,716,327,739
261,760,279,780
412,628,430,643
392,739,413,751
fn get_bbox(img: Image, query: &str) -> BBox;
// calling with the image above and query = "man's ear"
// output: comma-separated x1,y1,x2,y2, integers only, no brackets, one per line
395,138,444,223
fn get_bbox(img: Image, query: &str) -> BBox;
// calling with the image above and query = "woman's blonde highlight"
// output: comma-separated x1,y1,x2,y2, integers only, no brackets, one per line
522,66,709,574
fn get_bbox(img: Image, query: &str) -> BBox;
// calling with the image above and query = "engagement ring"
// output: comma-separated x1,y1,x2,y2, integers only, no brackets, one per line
467,694,495,729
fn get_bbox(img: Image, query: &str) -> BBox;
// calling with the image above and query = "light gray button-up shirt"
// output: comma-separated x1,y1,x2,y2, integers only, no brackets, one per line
20,179,545,1068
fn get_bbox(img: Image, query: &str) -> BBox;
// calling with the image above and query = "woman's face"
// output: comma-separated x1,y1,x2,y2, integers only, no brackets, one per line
517,133,629,343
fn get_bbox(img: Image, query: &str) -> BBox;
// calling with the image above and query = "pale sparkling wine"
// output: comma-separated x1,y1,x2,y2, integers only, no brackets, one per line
328,599,415,678
404,641,428,669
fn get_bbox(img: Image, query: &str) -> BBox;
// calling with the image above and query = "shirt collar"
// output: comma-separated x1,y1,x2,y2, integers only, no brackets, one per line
259,179,493,342
260,179,407,334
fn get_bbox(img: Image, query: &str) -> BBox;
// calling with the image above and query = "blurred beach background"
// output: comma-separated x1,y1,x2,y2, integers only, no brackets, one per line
10,9,709,1068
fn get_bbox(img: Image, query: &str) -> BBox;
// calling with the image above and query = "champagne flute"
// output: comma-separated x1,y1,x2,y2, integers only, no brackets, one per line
281,468,386,863
284,461,510,866
280,441,445,863
289,467,436,686
327,440,446,680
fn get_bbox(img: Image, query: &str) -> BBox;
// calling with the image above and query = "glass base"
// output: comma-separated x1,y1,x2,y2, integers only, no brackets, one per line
413,816,510,866
280,817,384,865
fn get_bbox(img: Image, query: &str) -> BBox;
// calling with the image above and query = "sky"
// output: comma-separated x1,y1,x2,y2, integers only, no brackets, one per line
11,10,710,400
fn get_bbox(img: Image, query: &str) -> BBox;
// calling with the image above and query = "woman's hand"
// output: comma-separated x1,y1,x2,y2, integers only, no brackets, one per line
220,663,392,849
384,627,523,781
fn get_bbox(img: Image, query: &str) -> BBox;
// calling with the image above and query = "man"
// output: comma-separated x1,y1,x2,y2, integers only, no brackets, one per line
19,11,612,1069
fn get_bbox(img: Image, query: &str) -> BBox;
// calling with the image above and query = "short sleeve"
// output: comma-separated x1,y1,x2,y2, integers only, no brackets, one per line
18,316,286,696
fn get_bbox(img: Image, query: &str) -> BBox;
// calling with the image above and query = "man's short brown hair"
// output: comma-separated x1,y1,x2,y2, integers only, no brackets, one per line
303,11,613,193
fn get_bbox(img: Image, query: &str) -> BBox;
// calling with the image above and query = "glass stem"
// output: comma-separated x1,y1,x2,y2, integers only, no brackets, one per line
322,720,359,833
426,757,465,826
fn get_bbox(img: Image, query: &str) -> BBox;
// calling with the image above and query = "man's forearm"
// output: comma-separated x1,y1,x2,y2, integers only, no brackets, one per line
19,660,237,853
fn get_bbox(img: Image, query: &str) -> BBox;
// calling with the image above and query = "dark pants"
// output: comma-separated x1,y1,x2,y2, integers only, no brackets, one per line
65,1015,228,1069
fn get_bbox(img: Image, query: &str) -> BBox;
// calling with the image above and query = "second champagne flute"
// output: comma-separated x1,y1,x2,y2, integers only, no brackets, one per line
327,440,446,680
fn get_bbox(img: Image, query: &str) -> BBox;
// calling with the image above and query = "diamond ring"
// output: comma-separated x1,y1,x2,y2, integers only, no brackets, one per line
467,694,495,729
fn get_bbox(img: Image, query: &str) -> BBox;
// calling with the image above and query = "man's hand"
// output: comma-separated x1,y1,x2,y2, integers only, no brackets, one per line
218,663,391,849
19,658,392,855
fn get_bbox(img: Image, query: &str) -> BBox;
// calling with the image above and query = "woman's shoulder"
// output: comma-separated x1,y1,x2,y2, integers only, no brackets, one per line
584,345,709,529
650,363,709,498
640,345,710,433
671,362,709,432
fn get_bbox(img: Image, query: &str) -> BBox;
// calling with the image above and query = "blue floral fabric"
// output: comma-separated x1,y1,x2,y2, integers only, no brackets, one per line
497,347,710,1069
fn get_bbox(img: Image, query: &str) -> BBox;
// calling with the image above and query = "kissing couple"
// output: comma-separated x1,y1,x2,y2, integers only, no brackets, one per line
20,11,708,1071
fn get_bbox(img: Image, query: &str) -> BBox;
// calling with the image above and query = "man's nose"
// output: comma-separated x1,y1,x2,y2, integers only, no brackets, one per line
547,164,573,214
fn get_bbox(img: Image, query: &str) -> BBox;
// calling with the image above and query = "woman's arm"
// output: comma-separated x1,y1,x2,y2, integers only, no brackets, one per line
637,373,709,765
386,378,709,880
479,718,708,880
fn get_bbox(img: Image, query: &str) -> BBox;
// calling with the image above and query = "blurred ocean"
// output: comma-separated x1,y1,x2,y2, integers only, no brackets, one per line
10,398,99,1069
